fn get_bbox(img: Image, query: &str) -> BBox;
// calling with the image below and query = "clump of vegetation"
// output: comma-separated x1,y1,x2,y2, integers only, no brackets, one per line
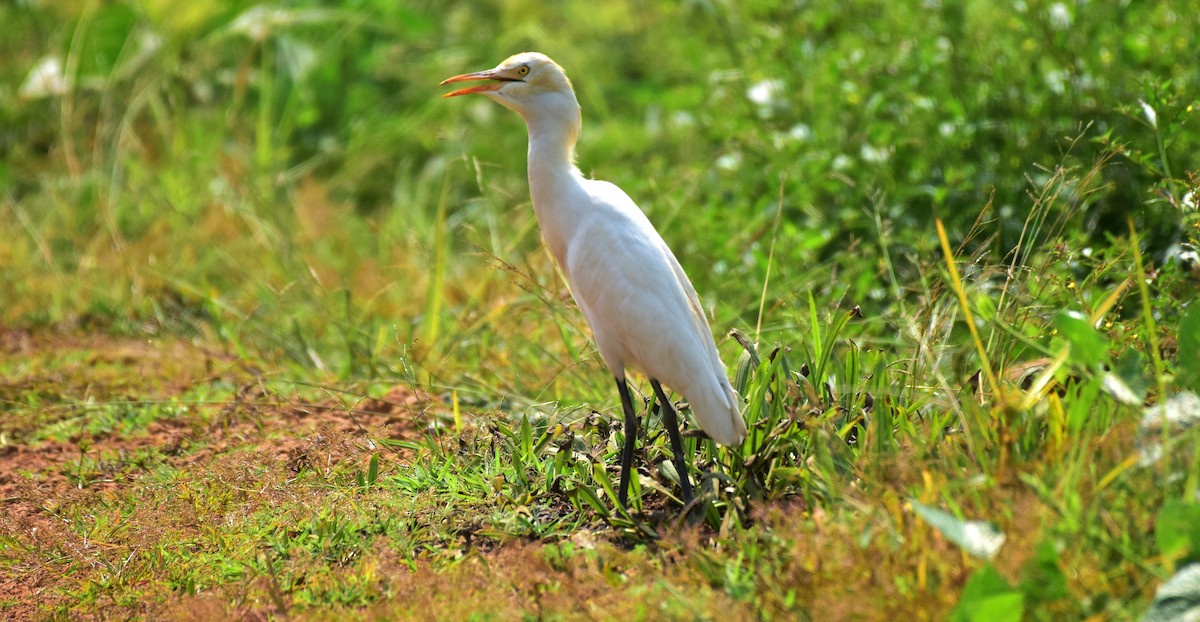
1,1,1197,619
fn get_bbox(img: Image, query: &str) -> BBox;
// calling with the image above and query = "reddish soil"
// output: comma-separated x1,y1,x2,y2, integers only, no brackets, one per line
0,326,432,619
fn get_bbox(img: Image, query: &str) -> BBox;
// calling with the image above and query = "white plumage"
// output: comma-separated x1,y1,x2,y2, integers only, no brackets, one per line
442,52,745,504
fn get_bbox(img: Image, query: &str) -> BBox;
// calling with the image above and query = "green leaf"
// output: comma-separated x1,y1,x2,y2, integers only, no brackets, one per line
1178,305,1200,391
734,347,757,395
74,5,138,78
975,292,997,322
951,564,1025,622
592,463,622,511
1054,310,1109,369
519,415,534,456
367,453,380,487
1109,347,1149,405
912,500,1006,560
568,484,610,519
1019,541,1069,605
1156,501,1200,561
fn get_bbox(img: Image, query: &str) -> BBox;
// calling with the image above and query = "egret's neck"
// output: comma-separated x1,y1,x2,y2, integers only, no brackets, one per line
519,96,584,266
522,101,581,181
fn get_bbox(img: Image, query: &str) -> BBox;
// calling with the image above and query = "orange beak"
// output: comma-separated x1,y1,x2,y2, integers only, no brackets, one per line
440,68,520,98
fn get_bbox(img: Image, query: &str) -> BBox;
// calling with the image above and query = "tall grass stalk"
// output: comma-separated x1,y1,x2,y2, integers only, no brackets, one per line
1128,220,1169,401
935,218,999,400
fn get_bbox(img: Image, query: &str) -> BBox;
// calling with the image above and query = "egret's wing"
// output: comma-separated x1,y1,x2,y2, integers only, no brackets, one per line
562,181,745,444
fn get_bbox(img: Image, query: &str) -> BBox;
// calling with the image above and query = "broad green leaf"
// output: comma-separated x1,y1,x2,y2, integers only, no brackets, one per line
1020,541,1069,604
1178,305,1200,391
520,415,533,456
952,564,1025,622
1054,310,1109,368
1156,501,1200,561
74,5,138,77
975,292,997,322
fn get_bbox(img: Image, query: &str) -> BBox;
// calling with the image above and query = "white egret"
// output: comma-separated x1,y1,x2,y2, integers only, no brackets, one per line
441,52,746,505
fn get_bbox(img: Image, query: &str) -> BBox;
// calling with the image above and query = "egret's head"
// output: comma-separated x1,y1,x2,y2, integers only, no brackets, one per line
441,52,578,121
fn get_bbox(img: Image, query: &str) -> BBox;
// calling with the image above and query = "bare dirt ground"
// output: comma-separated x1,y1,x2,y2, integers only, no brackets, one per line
0,326,431,619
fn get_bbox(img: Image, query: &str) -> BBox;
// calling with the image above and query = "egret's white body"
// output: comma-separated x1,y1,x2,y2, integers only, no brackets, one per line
442,52,746,503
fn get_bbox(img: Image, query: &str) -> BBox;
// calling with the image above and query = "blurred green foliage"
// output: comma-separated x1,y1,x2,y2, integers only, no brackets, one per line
4,3,1196,252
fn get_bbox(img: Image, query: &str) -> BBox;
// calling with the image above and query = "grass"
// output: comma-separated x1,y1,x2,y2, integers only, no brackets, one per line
2,0,1199,619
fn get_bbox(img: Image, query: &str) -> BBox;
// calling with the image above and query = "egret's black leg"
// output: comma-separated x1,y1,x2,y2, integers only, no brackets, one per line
614,377,639,507
650,379,695,504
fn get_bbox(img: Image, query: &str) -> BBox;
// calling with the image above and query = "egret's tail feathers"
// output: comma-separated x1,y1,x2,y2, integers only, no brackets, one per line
688,373,747,446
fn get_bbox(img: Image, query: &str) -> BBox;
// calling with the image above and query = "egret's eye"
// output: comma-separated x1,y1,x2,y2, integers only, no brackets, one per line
518,65,530,76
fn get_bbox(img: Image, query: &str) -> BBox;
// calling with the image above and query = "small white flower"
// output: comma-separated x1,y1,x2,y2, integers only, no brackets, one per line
860,143,890,163
1049,3,1072,29
961,521,1007,560
19,55,69,99
230,5,278,41
279,36,317,80
1044,69,1066,95
788,124,812,142
1139,99,1158,129
670,111,695,129
746,79,784,107
228,6,335,42
715,153,742,171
